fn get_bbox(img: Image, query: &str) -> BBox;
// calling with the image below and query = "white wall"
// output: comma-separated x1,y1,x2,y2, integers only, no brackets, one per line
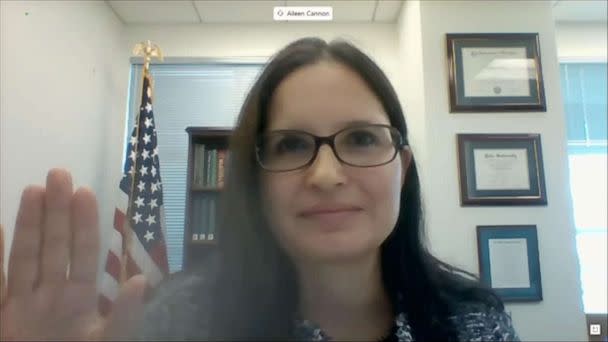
555,21,608,60
0,1,129,280
398,1,587,341
124,23,400,115
124,22,406,128
124,23,398,68
396,0,429,185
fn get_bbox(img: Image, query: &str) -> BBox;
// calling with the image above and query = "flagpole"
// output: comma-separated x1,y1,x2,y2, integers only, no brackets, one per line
122,40,164,284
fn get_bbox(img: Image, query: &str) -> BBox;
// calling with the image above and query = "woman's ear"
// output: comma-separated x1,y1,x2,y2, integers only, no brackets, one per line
400,146,413,187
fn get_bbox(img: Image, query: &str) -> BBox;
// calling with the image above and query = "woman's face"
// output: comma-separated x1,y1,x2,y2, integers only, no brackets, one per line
261,61,411,264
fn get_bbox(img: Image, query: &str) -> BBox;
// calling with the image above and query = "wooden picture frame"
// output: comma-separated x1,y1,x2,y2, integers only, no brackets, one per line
447,33,546,112
477,225,543,302
457,133,547,206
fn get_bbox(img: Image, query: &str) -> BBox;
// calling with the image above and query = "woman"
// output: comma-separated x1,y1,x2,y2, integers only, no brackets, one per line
0,38,519,341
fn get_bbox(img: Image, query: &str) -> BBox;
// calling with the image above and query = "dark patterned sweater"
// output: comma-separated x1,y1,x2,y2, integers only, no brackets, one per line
136,273,520,341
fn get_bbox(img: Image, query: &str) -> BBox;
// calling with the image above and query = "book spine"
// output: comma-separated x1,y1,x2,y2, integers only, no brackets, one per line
198,196,205,240
213,150,218,187
193,145,199,188
208,198,215,240
191,196,199,241
208,149,213,187
218,150,225,188
198,145,205,187
200,197,208,240
205,149,212,187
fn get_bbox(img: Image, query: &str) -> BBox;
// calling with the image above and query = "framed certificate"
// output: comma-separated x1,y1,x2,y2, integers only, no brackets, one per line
457,134,547,206
447,33,546,112
477,225,543,302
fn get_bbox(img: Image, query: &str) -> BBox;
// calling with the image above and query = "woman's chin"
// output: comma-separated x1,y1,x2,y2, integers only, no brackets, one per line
300,240,379,264
276,225,386,264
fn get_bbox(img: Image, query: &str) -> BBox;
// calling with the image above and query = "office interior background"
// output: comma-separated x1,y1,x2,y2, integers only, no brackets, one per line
1,1,606,341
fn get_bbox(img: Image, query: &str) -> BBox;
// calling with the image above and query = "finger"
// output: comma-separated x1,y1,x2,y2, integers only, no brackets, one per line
0,223,6,305
40,168,73,287
7,186,44,297
102,275,147,341
68,187,100,284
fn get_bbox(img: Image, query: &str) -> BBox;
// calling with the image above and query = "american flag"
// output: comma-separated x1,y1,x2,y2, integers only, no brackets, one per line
99,73,169,316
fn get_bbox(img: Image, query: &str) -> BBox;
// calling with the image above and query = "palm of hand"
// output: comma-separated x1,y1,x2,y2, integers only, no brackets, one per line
1,283,101,341
0,169,146,341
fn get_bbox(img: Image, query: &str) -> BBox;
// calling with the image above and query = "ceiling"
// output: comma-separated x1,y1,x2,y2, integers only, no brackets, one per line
106,0,404,24
106,0,607,25
552,0,607,22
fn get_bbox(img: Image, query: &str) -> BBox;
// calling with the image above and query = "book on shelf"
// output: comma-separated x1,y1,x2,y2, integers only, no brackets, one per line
213,149,219,187
205,149,212,187
200,200,204,239
193,144,202,187
193,145,199,188
208,198,216,240
200,197,208,241
207,150,213,187
190,196,219,242
191,196,207,242
218,150,226,188
191,196,199,241
202,146,208,186
192,146,230,189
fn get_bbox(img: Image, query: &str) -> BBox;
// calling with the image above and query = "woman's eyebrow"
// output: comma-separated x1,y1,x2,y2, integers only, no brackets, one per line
271,119,378,132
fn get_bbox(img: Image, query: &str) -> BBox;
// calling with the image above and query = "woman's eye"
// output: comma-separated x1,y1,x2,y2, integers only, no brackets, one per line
275,136,310,153
346,131,378,146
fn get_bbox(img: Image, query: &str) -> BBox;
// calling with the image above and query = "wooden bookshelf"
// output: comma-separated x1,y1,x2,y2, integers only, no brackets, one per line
183,126,232,271
191,186,223,192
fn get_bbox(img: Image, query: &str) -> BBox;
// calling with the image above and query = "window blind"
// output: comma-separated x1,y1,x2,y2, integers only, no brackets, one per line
560,63,607,145
560,62,607,233
124,63,263,272
560,62,607,314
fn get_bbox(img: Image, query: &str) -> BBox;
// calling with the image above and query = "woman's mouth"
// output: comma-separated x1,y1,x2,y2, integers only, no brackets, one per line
298,206,363,230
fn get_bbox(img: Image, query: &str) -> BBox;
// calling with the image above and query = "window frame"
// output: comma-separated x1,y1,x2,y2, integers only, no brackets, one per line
122,58,266,272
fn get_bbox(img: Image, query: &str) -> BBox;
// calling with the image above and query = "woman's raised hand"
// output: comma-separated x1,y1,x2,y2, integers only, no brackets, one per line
0,169,147,341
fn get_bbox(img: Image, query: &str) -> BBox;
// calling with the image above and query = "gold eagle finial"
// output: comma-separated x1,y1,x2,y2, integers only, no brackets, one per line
133,40,164,73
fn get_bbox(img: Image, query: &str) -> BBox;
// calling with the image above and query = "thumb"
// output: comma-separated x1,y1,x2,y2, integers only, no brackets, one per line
102,274,147,341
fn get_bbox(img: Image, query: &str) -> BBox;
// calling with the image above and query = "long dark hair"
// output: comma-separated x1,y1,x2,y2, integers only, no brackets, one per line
206,37,504,341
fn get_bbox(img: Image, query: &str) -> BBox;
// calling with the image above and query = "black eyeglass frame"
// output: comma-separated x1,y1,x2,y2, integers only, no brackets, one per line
255,124,406,172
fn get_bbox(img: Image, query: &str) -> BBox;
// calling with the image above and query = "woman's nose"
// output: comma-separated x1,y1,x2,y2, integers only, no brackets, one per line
304,144,347,191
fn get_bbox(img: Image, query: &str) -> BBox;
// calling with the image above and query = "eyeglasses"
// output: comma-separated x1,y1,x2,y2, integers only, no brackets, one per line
256,124,405,172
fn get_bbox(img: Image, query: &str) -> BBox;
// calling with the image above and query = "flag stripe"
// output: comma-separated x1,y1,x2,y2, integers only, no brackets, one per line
104,250,121,284
120,203,164,285
100,270,120,300
127,253,141,277
113,207,126,235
